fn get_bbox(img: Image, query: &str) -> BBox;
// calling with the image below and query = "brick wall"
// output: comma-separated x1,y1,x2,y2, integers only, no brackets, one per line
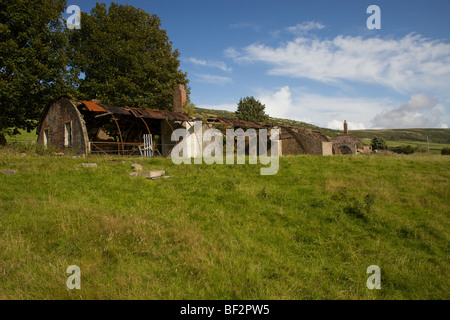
37,99,89,155
173,85,187,113
331,134,362,154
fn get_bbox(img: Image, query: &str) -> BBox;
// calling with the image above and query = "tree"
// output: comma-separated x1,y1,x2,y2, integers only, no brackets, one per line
0,0,69,145
68,2,189,110
235,96,269,123
371,136,388,150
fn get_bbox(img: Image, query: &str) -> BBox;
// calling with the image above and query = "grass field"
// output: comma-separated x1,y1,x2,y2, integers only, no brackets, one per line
0,145,449,300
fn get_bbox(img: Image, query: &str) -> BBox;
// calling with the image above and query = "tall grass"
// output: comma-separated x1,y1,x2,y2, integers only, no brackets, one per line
0,149,449,299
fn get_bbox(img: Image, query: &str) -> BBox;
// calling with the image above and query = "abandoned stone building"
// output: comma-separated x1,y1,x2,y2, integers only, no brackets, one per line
36,85,333,157
331,120,372,154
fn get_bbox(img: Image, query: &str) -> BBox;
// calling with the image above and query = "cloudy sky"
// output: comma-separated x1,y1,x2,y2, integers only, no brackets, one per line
72,0,450,129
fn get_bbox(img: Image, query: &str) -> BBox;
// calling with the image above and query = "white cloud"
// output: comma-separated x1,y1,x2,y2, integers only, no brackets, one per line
258,86,292,119
286,21,325,35
256,86,392,129
226,33,450,94
224,47,240,60
184,57,232,72
195,74,233,85
371,93,447,128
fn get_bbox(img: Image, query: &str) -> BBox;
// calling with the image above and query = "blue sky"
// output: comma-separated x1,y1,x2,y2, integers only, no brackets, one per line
68,0,450,129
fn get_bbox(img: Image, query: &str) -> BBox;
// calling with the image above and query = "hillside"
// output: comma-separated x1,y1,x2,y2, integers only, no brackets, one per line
350,129,450,144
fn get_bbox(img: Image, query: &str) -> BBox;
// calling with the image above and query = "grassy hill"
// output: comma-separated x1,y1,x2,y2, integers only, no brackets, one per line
350,129,450,145
0,147,449,299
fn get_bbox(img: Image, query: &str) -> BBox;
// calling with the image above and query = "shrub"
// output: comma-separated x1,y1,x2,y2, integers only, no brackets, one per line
441,147,450,155
371,137,388,151
389,145,415,154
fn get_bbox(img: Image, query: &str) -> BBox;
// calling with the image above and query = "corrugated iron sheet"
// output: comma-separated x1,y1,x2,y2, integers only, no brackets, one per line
80,101,107,112
79,101,189,120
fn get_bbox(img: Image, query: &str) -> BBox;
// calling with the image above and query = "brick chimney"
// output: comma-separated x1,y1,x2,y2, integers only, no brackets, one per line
343,120,348,134
173,84,186,113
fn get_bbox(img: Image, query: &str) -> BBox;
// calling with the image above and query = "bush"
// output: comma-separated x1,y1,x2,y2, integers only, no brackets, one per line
371,136,388,150
441,147,450,155
389,145,415,154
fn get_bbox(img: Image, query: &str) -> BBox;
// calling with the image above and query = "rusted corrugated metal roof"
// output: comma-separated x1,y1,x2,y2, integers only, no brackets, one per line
79,101,190,120
81,101,107,112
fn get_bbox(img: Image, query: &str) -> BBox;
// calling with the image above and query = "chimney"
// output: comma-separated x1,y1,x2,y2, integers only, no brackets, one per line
173,84,186,113
343,120,348,134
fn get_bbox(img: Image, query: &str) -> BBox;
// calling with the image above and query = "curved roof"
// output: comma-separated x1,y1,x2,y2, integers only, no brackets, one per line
78,101,192,121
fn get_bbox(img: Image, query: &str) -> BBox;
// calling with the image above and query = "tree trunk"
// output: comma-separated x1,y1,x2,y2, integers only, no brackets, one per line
0,133,6,146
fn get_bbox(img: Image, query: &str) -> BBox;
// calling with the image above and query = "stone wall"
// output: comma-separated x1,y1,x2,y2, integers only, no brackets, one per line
331,134,362,155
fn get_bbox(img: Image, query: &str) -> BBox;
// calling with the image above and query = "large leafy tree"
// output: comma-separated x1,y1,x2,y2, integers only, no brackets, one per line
0,0,69,145
68,2,189,110
235,96,269,123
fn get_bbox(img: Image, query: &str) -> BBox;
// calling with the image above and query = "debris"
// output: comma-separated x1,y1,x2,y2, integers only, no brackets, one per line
131,164,144,172
80,163,98,168
128,170,166,180
1,169,17,175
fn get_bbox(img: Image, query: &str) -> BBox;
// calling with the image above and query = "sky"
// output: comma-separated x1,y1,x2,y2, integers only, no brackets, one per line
67,0,450,130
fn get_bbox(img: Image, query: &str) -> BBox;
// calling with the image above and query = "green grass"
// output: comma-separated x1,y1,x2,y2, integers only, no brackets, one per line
0,147,449,300
5,129,37,144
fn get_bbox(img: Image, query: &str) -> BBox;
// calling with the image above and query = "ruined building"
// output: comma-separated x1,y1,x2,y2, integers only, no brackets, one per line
36,85,333,157
331,120,372,154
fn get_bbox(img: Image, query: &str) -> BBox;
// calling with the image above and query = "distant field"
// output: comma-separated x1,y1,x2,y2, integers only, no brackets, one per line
353,129,450,145
0,146,448,299
361,139,450,154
